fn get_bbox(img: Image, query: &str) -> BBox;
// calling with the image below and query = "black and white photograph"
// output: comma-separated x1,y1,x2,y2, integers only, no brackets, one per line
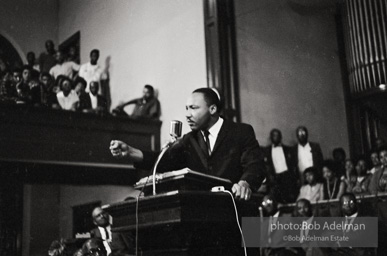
0,0,386,255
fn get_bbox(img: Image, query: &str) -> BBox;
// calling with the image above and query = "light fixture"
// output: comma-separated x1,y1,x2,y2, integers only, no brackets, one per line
379,84,386,90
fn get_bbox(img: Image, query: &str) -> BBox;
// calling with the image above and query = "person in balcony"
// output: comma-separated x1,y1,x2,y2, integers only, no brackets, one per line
112,84,161,119
56,76,79,111
79,81,107,114
321,160,345,200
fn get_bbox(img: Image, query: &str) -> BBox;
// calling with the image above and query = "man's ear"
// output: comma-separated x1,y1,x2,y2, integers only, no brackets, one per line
209,104,217,115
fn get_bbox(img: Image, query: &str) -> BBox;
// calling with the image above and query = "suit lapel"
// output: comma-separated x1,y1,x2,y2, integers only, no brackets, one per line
189,132,208,167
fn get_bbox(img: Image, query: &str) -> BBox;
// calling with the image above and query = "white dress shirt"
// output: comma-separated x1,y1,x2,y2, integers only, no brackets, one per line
79,62,106,93
271,145,288,174
201,117,224,152
298,142,314,173
97,225,112,255
89,93,98,109
49,61,80,79
56,90,79,110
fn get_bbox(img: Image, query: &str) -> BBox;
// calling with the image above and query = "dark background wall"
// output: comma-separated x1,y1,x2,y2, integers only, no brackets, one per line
234,0,349,156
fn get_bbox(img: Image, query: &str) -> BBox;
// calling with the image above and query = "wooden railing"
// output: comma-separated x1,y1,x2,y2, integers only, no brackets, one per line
0,104,162,168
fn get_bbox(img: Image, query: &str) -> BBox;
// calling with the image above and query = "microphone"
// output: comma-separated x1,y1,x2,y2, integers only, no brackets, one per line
153,120,183,195
170,120,182,138
162,120,183,149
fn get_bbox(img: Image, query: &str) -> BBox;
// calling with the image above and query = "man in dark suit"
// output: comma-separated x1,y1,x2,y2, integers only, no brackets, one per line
263,129,297,203
90,206,133,255
293,126,324,186
327,193,376,255
79,81,107,114
110,87,265,200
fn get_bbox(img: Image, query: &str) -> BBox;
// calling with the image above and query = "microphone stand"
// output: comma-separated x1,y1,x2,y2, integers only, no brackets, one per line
152,144,170,196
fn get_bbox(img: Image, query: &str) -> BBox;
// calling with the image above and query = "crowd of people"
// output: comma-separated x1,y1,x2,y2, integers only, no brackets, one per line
260,128,387,255
0,40,161,119
261,127,387,205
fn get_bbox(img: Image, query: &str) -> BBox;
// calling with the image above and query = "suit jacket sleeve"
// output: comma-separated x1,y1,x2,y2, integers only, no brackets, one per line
238,124,265,190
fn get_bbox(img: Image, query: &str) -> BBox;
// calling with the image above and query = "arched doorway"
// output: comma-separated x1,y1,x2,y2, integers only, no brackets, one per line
0,34,24,73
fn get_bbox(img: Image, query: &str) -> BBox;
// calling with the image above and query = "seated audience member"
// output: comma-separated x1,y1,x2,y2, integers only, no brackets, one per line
15,65,32,104
56,76,79,111
79,81,107,114
91,207,133,255
347,157,372,195
40,72,59,108
374,137,386,151
0,70,16,101
72,249,83,256
29,79,42,105
49,50,80,80
78,49,106,94
322,160,345,200
326,193,375,255
39,39,57,73
332,147,346,177
369,150,381,175
297,167,323,203
293,126,324,186
112,84,161,119
293,198,313,217
369,147,387,193
263,128,298,203
48,240,67,256
91,207,112,255
12,68,22,86
26,51,40,80
261,194,280,217
74,76,87,97
342,159,356,192
293,199,325,256
81,238,107,256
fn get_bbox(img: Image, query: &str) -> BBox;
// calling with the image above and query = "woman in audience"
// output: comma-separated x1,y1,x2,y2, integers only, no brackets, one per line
322,160,345,200
369,147,387,193
369,150,381,175
342,159,355,192
297,167,323,203
346,157,372,194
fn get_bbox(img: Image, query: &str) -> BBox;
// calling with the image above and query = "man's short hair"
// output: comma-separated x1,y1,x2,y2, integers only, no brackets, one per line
340,192,356,203
21,65,31,72
13,68,22,74
379,146,387,155
304,166,317,176
296,126,308,134
144,84,154,94
192,87,222,112
74,76,87,87
40,72,51,79
59,76,73,90
90,49,100,56
27,51,35,58
270,128,282,138
323,159,339,175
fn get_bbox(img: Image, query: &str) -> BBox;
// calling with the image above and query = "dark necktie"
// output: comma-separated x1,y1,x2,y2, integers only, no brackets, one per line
104,227,109,240
203,130,211,156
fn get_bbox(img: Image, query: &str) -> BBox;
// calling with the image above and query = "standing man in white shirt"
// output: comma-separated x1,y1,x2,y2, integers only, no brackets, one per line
78,49,106,94
293,126,324,187
263,129,298,203
49,50,80,80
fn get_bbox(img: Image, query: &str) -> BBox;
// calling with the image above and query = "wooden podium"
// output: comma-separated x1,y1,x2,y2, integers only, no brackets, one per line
104,170,260,256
